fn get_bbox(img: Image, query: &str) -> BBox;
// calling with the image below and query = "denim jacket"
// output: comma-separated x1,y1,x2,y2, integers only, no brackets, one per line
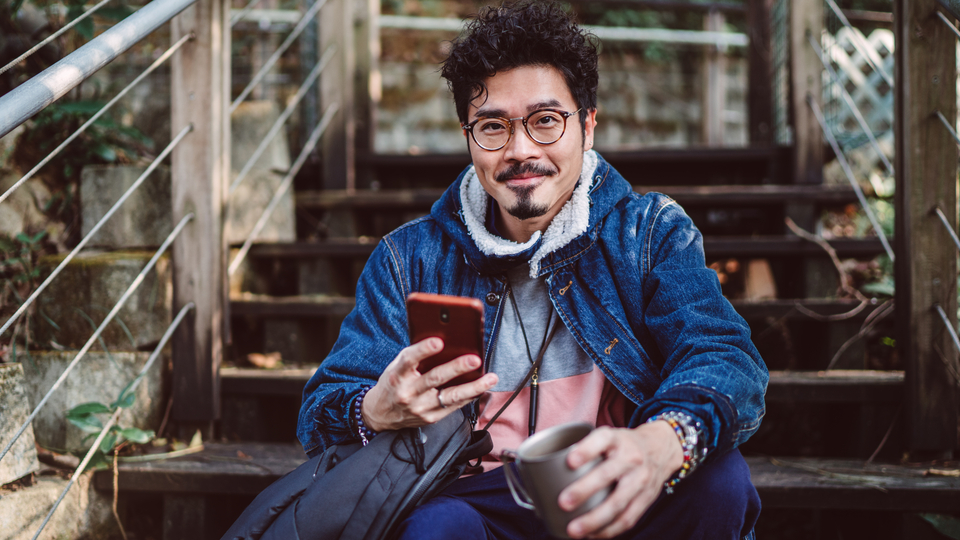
298,154,768,459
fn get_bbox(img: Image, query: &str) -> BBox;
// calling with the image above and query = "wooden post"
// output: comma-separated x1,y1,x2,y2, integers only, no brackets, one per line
170,0,227,435
789,0,823,183
354,0,380,187
320,0,354,191
894,0,959,455
702,9,727,146
747,0,774,145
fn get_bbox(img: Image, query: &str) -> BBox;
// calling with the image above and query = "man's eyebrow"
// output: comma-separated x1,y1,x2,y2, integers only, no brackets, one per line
473,100,566,119
474,108,509,119
528,99,563,111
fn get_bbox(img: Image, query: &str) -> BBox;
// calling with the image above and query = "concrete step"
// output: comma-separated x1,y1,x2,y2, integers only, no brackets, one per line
0,363,39,486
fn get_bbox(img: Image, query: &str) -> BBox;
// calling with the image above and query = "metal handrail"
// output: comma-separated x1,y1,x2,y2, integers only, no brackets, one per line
937,10,960,41
809,34,894,177
0,34,193,206
938,0,960,23
934,206,960,252
230,0,329,112
0,0,114,77
0,211,194,466
31,301,195,540
808,96,895,261
0,0,197,139
229,102,339,275
229,45,336,196
0,125,193,344
231,0,266,27
823,0,893,87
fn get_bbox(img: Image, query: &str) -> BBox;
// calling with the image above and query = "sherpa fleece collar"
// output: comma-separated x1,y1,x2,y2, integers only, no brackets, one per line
431,151,633,278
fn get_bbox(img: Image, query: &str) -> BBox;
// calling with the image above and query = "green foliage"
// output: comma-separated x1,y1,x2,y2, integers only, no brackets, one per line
66,387,155,471
919,513,960,540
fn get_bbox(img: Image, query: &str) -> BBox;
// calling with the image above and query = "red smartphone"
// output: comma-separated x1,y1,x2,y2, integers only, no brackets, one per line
406,292,485,389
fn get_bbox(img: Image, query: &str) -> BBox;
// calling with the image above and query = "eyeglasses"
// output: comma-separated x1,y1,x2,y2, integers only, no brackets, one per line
462,108,581,151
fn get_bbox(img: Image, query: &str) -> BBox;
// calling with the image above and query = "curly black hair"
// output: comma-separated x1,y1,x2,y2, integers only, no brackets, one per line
440,1,599,130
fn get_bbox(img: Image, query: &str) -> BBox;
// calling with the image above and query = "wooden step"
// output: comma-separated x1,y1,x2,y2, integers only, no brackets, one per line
296,185,859,211
221,367,904,404
230,295,884,321
241,237,885,260
94,442,960,512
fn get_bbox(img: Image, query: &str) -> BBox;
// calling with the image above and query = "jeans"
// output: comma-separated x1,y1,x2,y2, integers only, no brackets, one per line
396,449,761,540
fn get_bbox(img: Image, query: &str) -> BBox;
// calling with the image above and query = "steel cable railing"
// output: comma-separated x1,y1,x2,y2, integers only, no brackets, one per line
0,212,194,466
0,34,193,206
229,102,339,275
229,0,328,113
231,0,266,27
934,206,960,252
228,45,335,196
30,302,195,540
809,34,894,177
0,124,193,345
937,10,960,41
823,0,893,87
808,96,895,261
0,0,114,77
936,110,960,146
0,0,197,139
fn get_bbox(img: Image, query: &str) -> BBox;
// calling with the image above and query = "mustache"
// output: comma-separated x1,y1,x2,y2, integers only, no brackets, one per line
495,162,558,184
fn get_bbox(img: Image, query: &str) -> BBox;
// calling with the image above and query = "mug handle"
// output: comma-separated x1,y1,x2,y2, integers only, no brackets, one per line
500,450,535,511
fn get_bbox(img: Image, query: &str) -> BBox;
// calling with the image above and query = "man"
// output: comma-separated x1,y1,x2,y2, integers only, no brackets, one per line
299,2,767,538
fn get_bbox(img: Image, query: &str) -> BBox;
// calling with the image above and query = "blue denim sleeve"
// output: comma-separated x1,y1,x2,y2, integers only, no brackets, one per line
297,237,409,457
631,198,768,458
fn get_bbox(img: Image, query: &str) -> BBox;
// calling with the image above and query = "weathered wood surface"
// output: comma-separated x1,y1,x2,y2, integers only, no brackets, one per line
893,0,959,453
747,0,774,145
320,0,354,190
222,366,318,395
95,443,960,511
789,0,823,184
766,370,904,403
297,185,860,210
170,0,226,427
241,237,886,260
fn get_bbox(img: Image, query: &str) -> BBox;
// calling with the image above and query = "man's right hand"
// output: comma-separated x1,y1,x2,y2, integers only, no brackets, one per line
361,338,499,432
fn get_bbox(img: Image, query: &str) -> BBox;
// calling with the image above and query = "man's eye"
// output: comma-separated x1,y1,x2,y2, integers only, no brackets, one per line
479,121,507,133
534,114,560,126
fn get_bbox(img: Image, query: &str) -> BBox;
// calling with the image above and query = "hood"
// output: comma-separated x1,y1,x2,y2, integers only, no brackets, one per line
431,151,634,278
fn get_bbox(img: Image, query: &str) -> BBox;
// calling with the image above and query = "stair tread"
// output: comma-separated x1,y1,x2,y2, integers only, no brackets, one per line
240,237,886,259
230,295,884,320
296,185,859,209
222,367,903,403
93,442,960,511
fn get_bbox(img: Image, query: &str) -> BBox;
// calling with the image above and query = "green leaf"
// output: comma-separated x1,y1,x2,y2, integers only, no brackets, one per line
112,390,136,410
919,514,960,540
91,142,117,163
118,427,154,444
67,414,103,434
14,232,29,244
99,431,118,453
29,231,47,244
68,402,111,416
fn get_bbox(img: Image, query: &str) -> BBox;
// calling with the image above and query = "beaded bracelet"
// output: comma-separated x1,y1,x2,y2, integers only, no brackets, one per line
647,411,706,494
354,386,377,446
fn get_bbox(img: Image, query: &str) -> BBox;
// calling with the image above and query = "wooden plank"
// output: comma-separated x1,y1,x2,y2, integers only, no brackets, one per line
766,370,904,403
747,0,775,144
230,294,356,316
163,495,206,540
95,444,960,512
320,0,354,190
221,366,318,395
170,0,226,428
702,10,727,146
354,0,379,187
893,0,959,454
296,184,859,210
789,0,823,183
239,237,886,260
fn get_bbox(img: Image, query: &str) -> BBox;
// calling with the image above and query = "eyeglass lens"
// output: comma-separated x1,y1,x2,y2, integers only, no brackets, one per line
473,110,568,149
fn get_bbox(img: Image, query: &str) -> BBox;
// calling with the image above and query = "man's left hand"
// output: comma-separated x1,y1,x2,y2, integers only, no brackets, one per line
558,422,683,539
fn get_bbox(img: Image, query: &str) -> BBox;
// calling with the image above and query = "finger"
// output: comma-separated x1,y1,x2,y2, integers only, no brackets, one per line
413,353,483,393
567,427,615,470
566,468,650,538
439,372,499,408
586,480,658,539
395,338,444,374
559,453,634,512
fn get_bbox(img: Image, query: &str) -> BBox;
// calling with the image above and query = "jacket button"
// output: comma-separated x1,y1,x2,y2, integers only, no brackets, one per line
485,292,500,306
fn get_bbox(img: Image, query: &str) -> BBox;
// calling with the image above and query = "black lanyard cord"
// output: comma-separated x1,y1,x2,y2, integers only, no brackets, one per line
507,282,554,436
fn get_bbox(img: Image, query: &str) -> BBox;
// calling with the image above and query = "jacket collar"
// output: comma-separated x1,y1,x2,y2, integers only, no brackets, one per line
431,151,633,278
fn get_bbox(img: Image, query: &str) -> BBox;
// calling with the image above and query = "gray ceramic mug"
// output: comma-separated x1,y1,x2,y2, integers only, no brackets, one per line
501,422,612,539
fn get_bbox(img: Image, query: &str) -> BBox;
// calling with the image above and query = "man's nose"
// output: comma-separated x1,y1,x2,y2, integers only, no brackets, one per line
502,122,542,162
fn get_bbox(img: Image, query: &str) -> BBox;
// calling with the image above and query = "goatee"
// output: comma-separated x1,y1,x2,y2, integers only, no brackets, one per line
496,162,556,220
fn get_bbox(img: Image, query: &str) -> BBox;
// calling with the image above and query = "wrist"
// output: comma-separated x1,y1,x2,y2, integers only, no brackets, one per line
646,411,706,494
360,384,386,433
650,420,685,474
355,386,379,444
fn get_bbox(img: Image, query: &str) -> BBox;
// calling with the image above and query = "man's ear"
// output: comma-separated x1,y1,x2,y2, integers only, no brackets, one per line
583,109,598,151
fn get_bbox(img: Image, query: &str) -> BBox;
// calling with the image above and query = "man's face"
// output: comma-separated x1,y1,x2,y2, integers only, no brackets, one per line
466,65,597,223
